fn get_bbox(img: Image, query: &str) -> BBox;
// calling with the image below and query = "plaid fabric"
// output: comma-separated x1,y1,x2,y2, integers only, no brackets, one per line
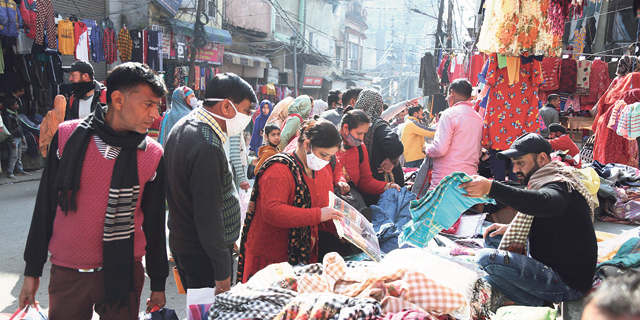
117,28,133,62
274,293,380,320
499,161,596,254
298,253,347,294
193,107,227,145
90,24,104,62
208,286,298,320
103,28,117,64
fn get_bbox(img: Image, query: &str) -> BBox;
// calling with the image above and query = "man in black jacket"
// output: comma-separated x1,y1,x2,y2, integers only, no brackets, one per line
62,61,106,120
461,133,597,306
2,97,29,178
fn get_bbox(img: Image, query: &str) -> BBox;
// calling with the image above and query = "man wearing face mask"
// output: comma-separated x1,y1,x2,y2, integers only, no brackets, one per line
164,73,257,293
460,133,597,307
62,61,107,120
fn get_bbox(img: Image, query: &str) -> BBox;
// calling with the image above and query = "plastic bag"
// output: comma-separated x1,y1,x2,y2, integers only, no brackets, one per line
0,116,10,143
186,287,215,320
9,305,48,320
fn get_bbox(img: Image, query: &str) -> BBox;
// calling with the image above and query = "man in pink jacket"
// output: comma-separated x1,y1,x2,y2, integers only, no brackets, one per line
425,79,483,189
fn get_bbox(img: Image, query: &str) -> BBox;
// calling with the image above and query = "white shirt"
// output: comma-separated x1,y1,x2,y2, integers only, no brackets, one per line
78,96,93,119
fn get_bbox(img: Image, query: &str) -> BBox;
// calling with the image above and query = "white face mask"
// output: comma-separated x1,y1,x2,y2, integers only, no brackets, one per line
188,97,199,108
204,98,252,137
306,144,330,171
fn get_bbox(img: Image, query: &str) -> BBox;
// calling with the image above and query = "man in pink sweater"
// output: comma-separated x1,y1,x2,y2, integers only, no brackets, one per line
19,63,169,319
425,79,484,189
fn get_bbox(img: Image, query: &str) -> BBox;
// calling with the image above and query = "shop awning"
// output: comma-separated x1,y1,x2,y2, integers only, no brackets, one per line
224,52,271,69
169,19,233,45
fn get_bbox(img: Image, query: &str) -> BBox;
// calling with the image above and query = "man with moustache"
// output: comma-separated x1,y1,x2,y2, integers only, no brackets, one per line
460,133,597,307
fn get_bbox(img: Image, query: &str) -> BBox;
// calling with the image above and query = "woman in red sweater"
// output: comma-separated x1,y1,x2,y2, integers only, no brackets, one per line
238,120,344,283
334,109,401,204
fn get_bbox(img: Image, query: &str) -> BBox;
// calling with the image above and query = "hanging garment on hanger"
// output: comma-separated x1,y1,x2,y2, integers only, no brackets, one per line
130,29,143,62
117,28,133,62
57,19,75,55
19,0,37,39
558,58,577,92
580,59,609,109
157,31,163,71
142,30,148,64
539,57,561,91
35,0,56,49
74,21,90,61
419,52,439,96
90,23,104,62
147,30,160,71
103,28,117,64
505,56,520,86
575,60,591,95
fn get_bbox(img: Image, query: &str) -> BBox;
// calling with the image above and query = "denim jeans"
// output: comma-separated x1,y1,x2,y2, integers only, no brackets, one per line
489,149,518,181
476,238,584,306
405,158,424,168
7,137,24,176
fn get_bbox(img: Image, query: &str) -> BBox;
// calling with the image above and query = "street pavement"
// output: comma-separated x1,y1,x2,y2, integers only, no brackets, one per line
0,170,187,318
1,171,638,319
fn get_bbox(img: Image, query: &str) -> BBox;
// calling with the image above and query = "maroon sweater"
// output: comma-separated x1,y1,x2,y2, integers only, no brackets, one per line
24,120,168,291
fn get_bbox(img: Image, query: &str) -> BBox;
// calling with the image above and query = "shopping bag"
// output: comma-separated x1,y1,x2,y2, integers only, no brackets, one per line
186,287,215,320
0,116,10,143
9,304,48,320
139,308,179,320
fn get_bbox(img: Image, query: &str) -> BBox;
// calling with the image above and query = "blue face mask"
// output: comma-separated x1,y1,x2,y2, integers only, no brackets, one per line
345,131,363,147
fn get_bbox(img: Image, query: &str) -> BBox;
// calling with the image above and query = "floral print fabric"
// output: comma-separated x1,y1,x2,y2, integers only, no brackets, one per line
477,0,562,57
540,57,561,91
482,53,543,151
558,58,577,93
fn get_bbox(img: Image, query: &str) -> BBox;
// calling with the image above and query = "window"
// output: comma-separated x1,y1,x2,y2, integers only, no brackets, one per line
349,42,360,70
207,0,217,17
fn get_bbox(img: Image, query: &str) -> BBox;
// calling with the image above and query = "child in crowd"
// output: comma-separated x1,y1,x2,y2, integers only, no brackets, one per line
253,123,282,175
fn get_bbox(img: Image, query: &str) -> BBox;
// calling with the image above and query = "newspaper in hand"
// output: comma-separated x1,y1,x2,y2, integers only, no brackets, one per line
328,191,382,262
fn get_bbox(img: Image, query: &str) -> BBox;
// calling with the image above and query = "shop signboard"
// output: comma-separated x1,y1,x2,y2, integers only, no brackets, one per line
151,25,172,59
267,68,279,84
300,64,326,89
190,42,224,65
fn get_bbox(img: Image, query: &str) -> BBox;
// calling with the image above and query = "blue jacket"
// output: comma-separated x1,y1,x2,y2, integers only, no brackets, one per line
0,0,22,37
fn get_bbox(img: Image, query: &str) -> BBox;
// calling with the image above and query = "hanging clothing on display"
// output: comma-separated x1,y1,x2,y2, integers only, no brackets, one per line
468,53,487,87
580,59,610,110
74,21,90,61
575,60,591,95
19,0,37,39
57,20,75,55
482,53,543,151
35,0,56,49
142,30,148,64
103,28,117,64
558,58,577,93
118,28,133,62
418,52,439,96
147,30,160,71
540,57,561,91
437,55,451,85
572,28,586,59
90,24,104,62
157,31,163,71
130,29,143,63
0,0,22,37
477,0,563,57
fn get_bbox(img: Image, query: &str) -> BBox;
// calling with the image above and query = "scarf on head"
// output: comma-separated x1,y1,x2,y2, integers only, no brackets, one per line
237,153,313,282
266,97,294,128
250,100,273,152
55,105,147,305
158,86,193,145
354,89,387,159
498,161,596,254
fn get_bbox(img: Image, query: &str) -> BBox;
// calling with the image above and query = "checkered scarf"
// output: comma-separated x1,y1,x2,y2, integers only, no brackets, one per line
498,161,596,254
237,153,313,283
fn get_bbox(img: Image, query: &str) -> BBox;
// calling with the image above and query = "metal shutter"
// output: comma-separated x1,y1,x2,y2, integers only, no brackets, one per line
53,0,108,81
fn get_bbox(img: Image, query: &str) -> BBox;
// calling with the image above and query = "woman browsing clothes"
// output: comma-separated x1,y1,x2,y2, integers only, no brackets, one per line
237,120,345,283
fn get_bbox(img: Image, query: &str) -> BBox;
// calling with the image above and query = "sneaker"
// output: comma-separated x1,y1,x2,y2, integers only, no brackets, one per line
7,174,17,179
16,171,31,176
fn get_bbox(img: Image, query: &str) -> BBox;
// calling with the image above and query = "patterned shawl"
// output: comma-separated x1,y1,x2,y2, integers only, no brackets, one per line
499,161,596,254
237,153,313,282
354,89,387,159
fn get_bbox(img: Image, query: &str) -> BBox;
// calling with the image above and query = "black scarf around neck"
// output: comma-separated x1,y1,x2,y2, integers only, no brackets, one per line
72,81,97,99
55,106,147,305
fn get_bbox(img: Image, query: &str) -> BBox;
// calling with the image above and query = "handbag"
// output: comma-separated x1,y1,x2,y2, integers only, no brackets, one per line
334,184,367,212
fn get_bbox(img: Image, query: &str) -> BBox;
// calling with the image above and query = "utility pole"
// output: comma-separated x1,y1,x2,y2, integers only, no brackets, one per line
291,36,298,97
188,0,205,89
435,0,446,60
446,0,453,51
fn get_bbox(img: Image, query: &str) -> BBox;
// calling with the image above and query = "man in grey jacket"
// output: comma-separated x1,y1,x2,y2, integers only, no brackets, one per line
539,94,560,138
